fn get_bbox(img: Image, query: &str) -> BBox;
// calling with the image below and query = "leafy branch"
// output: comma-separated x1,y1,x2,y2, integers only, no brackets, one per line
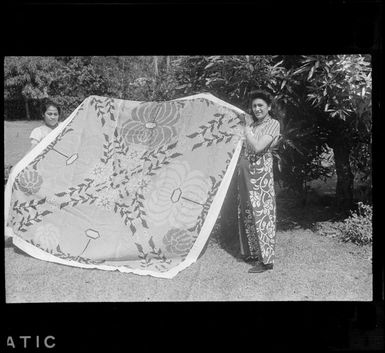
187,113,234,150
53,244,106,265
131,191,148,229
114,202,136,231
101,133,114,164
55,178,94,199
142,141,183,176
90,96,116,127
113,128,129,155
134,242,153,268
13,197,47,215
141,141,177,162
148,237,171,264
58,193,98,209
18,209,53,232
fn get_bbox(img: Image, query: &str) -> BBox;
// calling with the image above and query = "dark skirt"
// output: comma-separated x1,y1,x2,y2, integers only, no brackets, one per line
237,152,276,264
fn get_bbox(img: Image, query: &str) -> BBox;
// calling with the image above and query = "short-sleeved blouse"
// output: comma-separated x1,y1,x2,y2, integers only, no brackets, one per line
243,117,280,158
30,123,62,143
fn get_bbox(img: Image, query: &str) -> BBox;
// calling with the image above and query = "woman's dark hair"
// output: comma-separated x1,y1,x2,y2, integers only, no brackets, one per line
249,89,274,107
41,100,61,116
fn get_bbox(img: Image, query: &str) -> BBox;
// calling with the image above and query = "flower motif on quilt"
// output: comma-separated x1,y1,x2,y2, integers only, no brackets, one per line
162,228,194,256
16,168,43,196
121,102,180,148
95,188,120,211
45,195,61,210
146,160,210,227
33,223,61,252
125,174,151,195
249,190,261,208
91,162,113,185
120,144,146,171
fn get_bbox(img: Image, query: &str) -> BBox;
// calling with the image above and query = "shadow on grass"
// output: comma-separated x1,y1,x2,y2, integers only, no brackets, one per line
5,237,35,259
207,173,349,261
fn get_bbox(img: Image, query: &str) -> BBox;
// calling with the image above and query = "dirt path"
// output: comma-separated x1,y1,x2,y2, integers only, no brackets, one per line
5,228,372,302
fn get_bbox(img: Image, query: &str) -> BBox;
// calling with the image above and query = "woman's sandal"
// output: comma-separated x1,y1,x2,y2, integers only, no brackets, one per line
248,263,273,273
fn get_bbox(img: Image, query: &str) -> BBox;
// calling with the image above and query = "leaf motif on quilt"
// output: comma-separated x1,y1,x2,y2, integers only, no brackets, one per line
121,102,180,148
187,111,239,151
146,160,210,227
90,96,116,127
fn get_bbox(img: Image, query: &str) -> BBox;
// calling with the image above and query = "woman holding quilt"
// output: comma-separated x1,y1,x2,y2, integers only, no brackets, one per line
238,90,280,273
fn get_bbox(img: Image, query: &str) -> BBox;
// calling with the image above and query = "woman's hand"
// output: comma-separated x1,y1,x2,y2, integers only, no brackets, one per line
237,113,247,126
244,126,253,138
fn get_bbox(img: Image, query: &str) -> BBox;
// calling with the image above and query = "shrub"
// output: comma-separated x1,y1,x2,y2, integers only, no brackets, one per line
340,202,372,245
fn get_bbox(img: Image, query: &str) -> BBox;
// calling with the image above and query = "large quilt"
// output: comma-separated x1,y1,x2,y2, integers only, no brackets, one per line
5,93,244,278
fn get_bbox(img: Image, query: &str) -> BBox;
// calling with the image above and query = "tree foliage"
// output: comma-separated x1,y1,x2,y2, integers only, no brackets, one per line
289,55,372,206
4,56,59,100
300,55,372,183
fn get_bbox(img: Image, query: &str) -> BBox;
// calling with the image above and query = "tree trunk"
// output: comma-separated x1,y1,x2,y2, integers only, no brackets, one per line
120,57,126,99
166,56,170,73
153,56,159,77
333,142,354,211
24,96,30,120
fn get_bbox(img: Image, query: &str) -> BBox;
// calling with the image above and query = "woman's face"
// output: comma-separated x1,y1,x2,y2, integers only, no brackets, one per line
43,106,59,127
251,98,271,121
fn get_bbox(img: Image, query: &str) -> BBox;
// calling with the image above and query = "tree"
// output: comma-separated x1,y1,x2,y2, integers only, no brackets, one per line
50,57,109,116
4,56,60,120
292,55,372,209
173,55,277,109
4,56,110,119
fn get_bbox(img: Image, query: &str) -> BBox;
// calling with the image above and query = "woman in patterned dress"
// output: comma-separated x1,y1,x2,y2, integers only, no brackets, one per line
237,90,280,273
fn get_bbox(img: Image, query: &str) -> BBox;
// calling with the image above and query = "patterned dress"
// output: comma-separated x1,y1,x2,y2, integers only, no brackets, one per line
237,116,280,265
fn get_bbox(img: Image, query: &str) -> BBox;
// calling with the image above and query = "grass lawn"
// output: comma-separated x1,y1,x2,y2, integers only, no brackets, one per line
4,121,372,302
4,120,42,166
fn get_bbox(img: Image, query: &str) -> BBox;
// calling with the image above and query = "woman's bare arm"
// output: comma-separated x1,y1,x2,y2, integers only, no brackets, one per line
244,126,274,153
29,139,39,152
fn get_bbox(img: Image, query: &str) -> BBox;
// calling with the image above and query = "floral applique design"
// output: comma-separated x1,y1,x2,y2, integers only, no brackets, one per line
121,102,180,149
147,160,210,227
16,168,43,196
